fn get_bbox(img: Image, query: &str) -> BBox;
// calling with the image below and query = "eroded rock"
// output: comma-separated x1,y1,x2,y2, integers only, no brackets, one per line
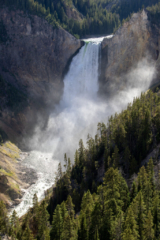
0,7,83,144
100,10,160,96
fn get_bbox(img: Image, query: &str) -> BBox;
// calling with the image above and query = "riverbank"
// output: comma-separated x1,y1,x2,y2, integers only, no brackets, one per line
0,142,38,208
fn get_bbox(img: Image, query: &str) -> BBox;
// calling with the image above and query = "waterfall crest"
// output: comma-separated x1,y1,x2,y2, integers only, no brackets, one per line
62,41,101,106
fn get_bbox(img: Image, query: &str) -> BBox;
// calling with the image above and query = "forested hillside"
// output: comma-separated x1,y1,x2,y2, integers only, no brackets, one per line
1,0,160,38
1,89,160,239
147,1,160,24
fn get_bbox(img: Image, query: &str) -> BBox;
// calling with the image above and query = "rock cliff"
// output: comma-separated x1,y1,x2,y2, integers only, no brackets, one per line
100,10,160,96
0,7,83,144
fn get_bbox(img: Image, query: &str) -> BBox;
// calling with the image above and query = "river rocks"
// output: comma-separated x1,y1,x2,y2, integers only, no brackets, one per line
0,7,83,143
100,10,160,96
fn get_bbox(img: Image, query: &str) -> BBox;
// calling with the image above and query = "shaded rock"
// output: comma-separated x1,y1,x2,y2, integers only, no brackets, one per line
14,198,21,205
0,175,8,184
0,7,83,144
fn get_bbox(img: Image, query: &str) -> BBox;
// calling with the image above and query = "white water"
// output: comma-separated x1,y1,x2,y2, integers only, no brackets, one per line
12,35,156,217
62,40,101,105
11,152,59,217
27,37,109,157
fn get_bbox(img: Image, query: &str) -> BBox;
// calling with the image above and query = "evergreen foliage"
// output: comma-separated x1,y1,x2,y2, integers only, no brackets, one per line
1,0,160,38
2,90,160,239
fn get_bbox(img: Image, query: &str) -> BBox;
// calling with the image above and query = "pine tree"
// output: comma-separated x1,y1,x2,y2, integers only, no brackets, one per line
111,210,124,240
66,195,75,219
123,146,130,176
60,201,68,223
130,180,138,201
10,210,19,239
122,208,139,240
112,145,119,168
50,205,63,240
78,139,86,167
89,201,102,240
0,201,8,235
94,226,100,240
100,207,113,240
152,192,160,238
21,225,35,240
37,200,50,239
103,168,123,215
136,192,146,239
143,210,154,240
78,214,88,240
61,215,77,240
74,150,79,166
137,166,148,193
147,158,155,191
33,193,39,214
21,212,35,240
43,227,50,240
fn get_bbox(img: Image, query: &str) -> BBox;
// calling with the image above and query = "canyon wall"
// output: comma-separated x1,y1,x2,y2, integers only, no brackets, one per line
0,7,83,144
100,10,160,96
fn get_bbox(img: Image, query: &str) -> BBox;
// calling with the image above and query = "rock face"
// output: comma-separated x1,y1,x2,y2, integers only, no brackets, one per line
100,10,160,96
0,7,83,143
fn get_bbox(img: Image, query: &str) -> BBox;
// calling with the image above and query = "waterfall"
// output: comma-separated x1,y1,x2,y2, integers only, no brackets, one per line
11,34,155,217
62,41,101,106
11,37,106,217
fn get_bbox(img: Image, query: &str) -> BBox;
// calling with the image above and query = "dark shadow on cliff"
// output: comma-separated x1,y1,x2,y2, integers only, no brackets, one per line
62,41,85,81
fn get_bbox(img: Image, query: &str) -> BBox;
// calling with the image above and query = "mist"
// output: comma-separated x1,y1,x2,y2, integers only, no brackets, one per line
14,40,156,217
28,56,156,163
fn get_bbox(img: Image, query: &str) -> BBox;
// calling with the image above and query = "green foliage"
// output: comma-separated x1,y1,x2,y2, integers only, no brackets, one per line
2,0,159,38
122,208,139,240
0,201,8,235
3,90,160,239
147,2,160,25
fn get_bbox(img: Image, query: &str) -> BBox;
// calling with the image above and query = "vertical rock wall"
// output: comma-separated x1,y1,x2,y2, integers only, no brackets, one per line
0,7,83,143
100,10,160,96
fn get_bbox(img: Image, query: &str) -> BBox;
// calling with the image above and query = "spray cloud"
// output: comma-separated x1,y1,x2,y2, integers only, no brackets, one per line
14,38,156,217
29,48,156,163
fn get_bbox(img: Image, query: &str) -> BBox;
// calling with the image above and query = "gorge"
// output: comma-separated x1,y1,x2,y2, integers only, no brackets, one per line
11,34,156,217
2,1,160,239
0,4,160,221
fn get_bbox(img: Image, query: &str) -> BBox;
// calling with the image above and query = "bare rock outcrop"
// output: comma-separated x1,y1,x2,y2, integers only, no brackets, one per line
0,7,83,143
100,10,160,96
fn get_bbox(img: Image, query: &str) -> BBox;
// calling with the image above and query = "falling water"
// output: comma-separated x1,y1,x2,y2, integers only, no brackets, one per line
11,34,155,217
11,36,109,217
62,41,100,105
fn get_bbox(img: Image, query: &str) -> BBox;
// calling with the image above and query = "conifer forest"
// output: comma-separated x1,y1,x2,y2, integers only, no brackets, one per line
1,0,160,239
1,89,160,239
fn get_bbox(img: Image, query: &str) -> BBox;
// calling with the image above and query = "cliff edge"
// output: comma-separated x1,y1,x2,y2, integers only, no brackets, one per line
0,7,83,145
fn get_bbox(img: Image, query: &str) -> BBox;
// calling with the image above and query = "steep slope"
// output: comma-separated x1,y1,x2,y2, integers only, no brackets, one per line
0,7,83,144
100,10,160,96
2,89,160,240
0,141,37,207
